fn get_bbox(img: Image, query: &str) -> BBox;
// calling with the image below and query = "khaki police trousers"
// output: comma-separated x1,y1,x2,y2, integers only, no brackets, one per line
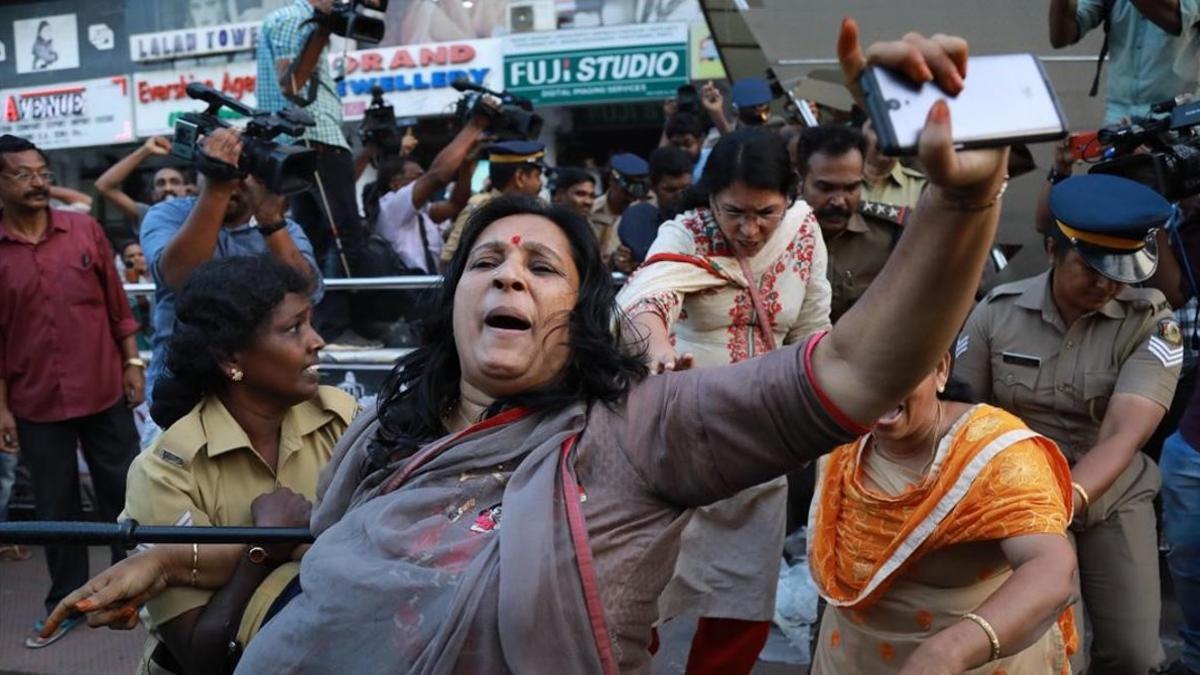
1069,453,1164,675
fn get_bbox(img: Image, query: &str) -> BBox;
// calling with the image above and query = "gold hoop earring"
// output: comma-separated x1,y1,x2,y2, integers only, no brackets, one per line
230,368,244,382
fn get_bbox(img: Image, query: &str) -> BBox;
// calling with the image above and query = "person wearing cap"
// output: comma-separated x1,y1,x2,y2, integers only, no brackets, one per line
954,174,1181,674
731,77,773,128
590,152,651,265
440,140,545,266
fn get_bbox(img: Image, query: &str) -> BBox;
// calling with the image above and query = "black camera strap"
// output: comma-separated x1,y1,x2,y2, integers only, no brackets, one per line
1089,0,1116,97
416,212,438,274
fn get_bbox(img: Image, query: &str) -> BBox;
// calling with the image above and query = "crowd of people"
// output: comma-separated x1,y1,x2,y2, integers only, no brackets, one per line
1,1,1200,674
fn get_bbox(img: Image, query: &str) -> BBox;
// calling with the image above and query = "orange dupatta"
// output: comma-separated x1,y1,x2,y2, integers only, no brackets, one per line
808,405,1078,656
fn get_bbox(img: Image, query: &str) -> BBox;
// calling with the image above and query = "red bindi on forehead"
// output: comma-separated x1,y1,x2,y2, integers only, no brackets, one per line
511,235,522,246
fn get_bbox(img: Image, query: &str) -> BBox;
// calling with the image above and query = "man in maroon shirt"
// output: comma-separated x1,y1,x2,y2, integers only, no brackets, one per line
0,134,144,648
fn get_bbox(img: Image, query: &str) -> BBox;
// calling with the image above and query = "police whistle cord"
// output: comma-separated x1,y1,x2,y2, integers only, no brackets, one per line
0,520,314,549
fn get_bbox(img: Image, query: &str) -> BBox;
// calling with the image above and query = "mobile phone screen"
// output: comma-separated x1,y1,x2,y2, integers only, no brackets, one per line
861,53,1067,155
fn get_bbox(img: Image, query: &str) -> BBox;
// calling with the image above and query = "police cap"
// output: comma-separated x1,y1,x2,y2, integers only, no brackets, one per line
1049,174,1171,284
731,77,772,109
610,153,650,178
488,140,546,165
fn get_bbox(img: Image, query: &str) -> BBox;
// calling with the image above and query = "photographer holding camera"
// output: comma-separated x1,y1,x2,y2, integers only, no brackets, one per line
141,127,322,407
257,0,377,341
366,110,493,274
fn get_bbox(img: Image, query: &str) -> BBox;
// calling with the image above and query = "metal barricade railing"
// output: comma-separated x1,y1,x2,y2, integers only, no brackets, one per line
123,273,629,297
0,521,312,548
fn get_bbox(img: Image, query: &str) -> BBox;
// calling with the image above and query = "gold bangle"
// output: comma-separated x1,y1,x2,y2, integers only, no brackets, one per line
962,612,1001,661
1072,481,1091,513
927,179,1009,212
190,543,199,588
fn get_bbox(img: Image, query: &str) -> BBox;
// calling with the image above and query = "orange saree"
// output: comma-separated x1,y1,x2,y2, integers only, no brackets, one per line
809,404,1078,673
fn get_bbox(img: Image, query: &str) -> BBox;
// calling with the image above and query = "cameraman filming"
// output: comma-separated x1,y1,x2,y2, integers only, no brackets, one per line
257,0,368,340
141,128,322,407
366,113,492,273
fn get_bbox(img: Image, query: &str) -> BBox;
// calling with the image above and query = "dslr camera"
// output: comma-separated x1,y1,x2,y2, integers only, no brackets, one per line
1090,97,1200,202
171,82,318,195
311,0,389,44
451,79,543,140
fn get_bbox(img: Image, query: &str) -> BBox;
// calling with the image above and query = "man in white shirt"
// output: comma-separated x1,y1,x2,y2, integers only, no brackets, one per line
369,114,491,273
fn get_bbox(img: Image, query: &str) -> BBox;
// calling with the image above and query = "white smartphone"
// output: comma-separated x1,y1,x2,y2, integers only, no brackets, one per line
859,53,1068,156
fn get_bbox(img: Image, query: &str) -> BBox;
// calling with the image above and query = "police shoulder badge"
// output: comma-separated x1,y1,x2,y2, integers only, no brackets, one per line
1159,318,1183,347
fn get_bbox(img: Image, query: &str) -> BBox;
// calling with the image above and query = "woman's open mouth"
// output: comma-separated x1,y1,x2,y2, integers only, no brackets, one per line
484,308,532,332
878,404,905,425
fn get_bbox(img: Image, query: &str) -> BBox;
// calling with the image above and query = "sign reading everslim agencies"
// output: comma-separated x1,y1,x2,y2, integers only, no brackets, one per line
505,23,688,105
0,76,135,150
132,63,258,136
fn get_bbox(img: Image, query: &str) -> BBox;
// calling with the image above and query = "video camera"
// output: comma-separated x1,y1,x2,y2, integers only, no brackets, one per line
1089,97,1200,202
311,0,389,45
171,82,317,195
359,85,411,154
451,79,543,140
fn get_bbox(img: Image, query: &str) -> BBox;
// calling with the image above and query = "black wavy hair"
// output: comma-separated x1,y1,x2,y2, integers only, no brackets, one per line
796,123,867,174
368,195,648,469
648,146,694,185
675,126,798,217
665,111,705,139
0,134,49,169
550,166,595,195
149,256,311,429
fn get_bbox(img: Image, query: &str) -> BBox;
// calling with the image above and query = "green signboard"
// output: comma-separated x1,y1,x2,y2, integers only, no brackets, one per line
504,23,689,106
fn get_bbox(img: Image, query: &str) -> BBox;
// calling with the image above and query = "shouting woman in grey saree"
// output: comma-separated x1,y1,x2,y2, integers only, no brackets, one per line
46,23,1016,675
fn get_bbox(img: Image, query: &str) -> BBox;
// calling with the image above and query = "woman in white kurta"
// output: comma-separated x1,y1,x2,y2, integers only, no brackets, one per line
617,126,831,673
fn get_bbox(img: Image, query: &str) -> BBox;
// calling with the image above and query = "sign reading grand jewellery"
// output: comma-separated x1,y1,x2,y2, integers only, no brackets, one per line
504,23,688,106
133,62,258,136
0,76,135,149
129,22,260,62
331,38,502,120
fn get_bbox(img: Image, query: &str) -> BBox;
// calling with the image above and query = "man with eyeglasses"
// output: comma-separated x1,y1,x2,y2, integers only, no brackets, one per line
798,123,903,322
0,134,143,649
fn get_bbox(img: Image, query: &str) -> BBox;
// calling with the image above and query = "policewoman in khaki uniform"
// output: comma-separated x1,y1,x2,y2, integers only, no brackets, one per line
89,257,356,674
955,175,1180,674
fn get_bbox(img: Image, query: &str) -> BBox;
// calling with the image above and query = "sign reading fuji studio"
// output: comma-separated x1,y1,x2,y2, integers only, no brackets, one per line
505,23,689,105
0,76,135,150
331,38,502,120
132,63,258,137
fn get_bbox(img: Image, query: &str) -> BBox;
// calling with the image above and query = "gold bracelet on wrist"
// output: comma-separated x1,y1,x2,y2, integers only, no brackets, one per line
962,612,1001,661
928,178,1010,212
1072,481,1091,513
190,543,199,588
124,357,147,370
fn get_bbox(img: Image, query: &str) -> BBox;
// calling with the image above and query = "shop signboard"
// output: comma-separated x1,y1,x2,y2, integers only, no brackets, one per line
129,22,260,62
331,38,502,120
504,23,689,106
0,75,135,149
132,62,258,137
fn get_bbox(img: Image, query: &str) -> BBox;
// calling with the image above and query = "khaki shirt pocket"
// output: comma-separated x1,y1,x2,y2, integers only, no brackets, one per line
1083,369,1118,424
992,363,1040,413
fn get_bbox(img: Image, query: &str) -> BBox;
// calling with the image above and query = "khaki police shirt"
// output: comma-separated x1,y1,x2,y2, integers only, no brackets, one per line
441,190,500,264
121,385,358,629
954,271,1180,463
823,212,899,322
864,162,927,210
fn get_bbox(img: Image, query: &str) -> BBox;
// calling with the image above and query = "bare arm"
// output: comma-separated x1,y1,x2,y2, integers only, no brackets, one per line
49,185,92,211
817,21,1009,426
900,534,1077,672
410,117,488,210
243,177,317,288
0,378,17,454
1131,0,1183,34
95,137,171,219
353,144,377,181
1049,0,1082,47
1146,229,1189,307
428,151,481,224
1071,393,1165,507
